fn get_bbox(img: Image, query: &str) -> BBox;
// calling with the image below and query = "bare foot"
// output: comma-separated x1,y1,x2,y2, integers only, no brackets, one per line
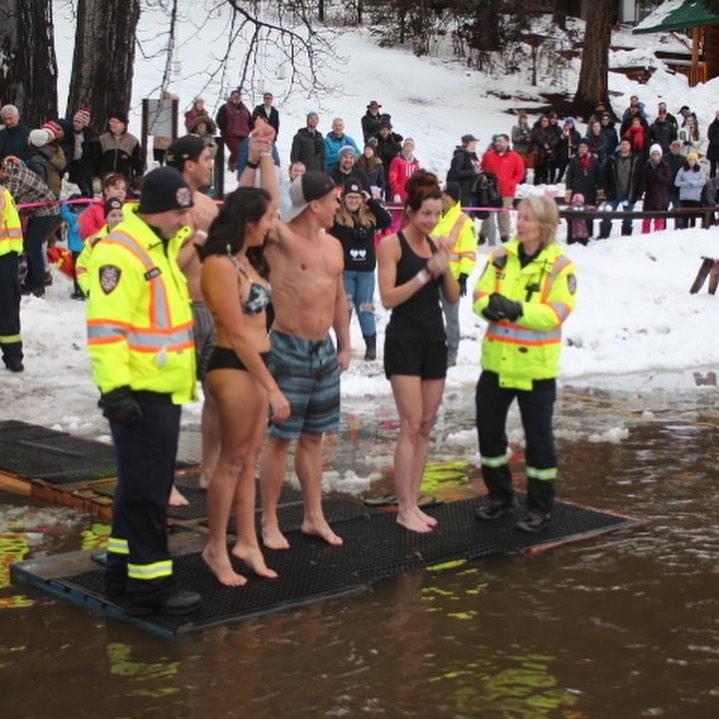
202,544,248,587
261,522,291,550
416,506,438,527
232,543,278,579
397,510,433,533
168,485,190,506
301,518,343,546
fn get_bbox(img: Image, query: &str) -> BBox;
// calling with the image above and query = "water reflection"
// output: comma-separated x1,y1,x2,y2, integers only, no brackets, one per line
2,392,719,717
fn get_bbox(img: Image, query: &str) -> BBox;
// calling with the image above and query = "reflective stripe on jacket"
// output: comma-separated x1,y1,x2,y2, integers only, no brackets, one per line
0,188,23,256
472,240,577,390
432,201,477,279
75,224,110,296
86,206,196,403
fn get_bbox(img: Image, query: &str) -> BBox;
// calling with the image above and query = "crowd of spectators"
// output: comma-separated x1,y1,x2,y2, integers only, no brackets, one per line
1,89,718,307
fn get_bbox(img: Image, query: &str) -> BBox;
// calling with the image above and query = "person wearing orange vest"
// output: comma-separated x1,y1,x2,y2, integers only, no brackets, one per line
472,195,576,532
86,166,200,616
0,182,24,372
433,182,477,367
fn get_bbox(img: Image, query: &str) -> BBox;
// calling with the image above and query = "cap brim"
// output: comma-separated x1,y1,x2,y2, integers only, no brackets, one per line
283,201,309,223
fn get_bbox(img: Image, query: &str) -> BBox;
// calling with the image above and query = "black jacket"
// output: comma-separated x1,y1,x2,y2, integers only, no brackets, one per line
290,127,325,172
603,152,644,202
252,104,280,138
361,112,382,143
648,119,677,153
330,199,392,272
565,154,601,204
446,146,480,208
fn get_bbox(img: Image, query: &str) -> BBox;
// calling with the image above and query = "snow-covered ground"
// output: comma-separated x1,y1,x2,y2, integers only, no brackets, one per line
4,7,719,453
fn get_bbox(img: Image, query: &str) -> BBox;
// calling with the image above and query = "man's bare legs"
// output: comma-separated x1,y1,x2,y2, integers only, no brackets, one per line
260,433,292,549
260,432,342,548
296,432,342,545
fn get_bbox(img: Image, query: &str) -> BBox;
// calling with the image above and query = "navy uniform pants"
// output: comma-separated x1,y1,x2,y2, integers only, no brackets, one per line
105,400,180,599
475,370,557,515
0,251,22,366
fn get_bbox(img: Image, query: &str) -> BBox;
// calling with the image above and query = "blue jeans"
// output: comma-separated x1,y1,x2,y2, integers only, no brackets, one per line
599,197,636,238
343,270,376,337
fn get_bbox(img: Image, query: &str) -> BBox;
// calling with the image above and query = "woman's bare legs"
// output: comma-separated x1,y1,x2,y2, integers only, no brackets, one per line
389,375,445,532
202,370,274,585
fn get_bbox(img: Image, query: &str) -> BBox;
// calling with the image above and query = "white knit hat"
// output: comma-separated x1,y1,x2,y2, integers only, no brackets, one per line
649,143,663,156
28,129,51,148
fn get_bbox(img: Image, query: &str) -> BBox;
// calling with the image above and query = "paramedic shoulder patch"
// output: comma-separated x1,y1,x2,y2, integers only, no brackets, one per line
567,273,577,295
99,265,121,294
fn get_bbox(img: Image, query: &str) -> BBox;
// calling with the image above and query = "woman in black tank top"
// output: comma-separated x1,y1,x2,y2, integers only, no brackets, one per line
376,170,460,534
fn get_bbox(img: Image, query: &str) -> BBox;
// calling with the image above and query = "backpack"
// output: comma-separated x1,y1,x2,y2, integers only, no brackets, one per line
469,171,502,219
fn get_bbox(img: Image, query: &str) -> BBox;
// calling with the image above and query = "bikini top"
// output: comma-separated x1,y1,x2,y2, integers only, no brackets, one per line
227,253,271,315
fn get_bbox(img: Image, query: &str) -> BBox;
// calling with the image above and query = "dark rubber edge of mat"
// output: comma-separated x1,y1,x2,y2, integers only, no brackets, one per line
13,563,371,638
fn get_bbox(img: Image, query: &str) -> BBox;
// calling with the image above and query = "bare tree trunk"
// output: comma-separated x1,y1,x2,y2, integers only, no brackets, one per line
552,0,570,30
66,0,141,133
0,0,58,126
574,0,614,119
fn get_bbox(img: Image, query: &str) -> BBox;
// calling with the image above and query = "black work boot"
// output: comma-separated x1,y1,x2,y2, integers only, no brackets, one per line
475,497,518,521
363,334,377,361
515,512,551,533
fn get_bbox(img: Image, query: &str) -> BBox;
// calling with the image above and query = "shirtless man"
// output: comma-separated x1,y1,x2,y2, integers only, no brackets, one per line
166,136,220,504
260,170,352,549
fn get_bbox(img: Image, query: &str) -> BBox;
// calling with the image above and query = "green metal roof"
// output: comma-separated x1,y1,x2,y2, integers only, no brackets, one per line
633,1,719,34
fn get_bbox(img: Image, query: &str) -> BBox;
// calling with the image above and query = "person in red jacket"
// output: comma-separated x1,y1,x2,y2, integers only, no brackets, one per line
78,172,128,240
623,115,647,162
479,133,525,244
388,138,420,203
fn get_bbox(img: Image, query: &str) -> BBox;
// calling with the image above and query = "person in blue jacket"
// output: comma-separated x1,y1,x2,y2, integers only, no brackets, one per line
60,194,88,299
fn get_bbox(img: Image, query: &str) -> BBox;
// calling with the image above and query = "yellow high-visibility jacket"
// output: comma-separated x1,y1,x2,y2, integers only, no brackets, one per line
432,201,477,280
0,188,23,256
473,240,577,390
86,206,196,403
75,225,110,296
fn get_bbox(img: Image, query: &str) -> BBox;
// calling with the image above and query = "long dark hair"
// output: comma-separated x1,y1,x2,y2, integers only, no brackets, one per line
199,186,271,278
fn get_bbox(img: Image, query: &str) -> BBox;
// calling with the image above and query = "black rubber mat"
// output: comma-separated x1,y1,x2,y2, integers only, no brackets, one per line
0,419,118,485
166,475,305,522
17,495,640,636
0,420,192,487
211,496,371,536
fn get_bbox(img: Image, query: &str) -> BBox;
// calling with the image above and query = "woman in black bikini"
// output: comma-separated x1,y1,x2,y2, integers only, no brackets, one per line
199,186,291,586
377,171,460,533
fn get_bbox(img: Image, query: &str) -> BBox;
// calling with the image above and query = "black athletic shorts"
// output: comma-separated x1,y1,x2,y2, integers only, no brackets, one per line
383,336,447,380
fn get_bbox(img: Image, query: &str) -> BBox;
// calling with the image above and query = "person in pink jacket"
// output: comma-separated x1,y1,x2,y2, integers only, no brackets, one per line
479,133,525,243
388,138,420,203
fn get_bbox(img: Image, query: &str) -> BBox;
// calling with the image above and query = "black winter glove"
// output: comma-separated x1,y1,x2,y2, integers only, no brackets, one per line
101,386,143,425
482,293,523,322
458,273,468,297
